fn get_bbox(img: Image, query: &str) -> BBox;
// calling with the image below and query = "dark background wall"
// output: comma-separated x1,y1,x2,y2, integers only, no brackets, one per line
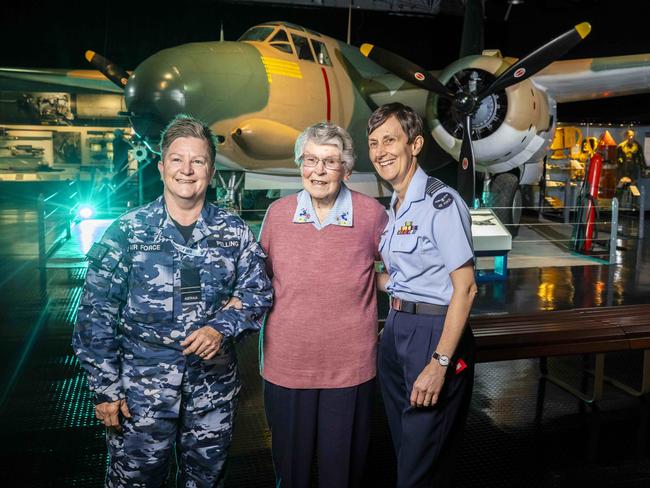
2,0,650,122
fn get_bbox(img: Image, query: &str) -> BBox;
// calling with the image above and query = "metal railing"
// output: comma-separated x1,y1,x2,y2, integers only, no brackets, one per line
484,197,625,265
36,181,79,297
552,181,645,239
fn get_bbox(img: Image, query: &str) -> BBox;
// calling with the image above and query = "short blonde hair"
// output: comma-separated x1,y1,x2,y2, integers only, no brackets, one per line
161,114,217,166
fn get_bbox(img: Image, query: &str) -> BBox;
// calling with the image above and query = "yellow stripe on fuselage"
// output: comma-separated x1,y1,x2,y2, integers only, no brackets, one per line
261,56,302,83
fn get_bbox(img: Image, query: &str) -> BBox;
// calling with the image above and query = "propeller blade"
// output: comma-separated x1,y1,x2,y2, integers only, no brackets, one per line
478,22,591,99
359,44,456,101
457,114,476,206
85,50,130,89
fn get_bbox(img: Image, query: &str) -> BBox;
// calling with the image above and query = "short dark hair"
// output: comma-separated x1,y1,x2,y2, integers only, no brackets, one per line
367,102,424,144
160,114,217,166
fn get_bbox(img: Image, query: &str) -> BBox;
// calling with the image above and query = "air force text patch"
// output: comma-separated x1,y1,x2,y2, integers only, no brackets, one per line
128,243,163,252
433,192,454,210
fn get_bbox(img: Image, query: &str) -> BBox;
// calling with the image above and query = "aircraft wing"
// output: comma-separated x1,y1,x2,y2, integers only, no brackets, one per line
0,67,123,94
532,54,650,103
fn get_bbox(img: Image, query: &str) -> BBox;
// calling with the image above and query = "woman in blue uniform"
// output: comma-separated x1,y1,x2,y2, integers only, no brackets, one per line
368,102,477,488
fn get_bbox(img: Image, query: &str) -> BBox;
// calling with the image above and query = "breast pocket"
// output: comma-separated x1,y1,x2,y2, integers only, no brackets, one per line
391,236,424,272
202,245,239,310
392,236,421,254
126,251,174,323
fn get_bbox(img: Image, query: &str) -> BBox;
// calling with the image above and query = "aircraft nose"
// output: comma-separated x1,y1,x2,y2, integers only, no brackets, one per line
124,50,190,143
124,42,269,146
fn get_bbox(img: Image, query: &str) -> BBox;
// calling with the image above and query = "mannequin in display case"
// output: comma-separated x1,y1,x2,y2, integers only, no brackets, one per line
616,129,645,204
616,129,645,182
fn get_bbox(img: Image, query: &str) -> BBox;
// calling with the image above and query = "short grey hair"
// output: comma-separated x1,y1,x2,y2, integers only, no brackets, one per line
161,114,217,166
294,122,355,172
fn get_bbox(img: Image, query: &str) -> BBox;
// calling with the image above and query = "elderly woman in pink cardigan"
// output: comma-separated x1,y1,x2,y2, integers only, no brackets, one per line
259,122,388,488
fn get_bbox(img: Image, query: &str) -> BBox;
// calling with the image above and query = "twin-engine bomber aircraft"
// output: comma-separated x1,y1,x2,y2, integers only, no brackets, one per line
2,7,650,228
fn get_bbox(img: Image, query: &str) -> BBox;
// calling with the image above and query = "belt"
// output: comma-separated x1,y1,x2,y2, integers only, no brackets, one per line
390,297,448,316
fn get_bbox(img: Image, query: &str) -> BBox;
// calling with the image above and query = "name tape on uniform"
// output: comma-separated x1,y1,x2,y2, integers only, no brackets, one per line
208,239,239,249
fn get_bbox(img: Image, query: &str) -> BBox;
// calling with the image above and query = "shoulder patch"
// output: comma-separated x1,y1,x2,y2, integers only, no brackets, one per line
425,177,446,197
86,242,122,272
86,242,109,267
433,192,454,210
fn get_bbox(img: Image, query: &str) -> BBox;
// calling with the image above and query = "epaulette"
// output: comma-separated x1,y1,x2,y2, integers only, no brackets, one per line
426,176,455,210
425,177,446,197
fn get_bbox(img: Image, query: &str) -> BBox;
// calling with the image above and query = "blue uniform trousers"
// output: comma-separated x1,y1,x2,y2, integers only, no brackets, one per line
378,309,475,488
264,378,375,488
106,397,237,488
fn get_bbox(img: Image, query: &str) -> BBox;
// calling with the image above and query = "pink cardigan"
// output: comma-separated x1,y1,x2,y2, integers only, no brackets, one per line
259,190,388,389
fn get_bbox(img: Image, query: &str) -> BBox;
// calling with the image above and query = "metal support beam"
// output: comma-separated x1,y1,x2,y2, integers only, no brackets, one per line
610,197,618,264
639,185,645,239
540,354,605,404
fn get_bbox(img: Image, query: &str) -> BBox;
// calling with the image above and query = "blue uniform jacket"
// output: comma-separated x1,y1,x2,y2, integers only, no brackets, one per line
72,196,272,416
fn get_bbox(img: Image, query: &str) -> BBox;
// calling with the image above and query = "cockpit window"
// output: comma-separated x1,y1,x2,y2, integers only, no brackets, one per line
269,29,293,54
238,26,274,42
291,34,315,62
311,40,332,66
270,29,289,43
271,43,293,54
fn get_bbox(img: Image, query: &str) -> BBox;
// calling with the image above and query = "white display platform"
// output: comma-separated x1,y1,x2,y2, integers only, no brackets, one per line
470,208,512,252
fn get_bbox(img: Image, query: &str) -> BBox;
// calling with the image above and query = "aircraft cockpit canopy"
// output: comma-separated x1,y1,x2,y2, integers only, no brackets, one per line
239,22,332,67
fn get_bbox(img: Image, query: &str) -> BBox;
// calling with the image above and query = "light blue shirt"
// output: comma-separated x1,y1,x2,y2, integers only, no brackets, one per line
292,184,353,230
379,166,474,305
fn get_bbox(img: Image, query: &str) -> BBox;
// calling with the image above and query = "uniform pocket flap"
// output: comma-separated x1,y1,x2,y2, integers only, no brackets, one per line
392,236,419,253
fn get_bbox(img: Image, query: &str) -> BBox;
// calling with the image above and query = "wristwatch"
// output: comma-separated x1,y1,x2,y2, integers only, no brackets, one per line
431,351,450,367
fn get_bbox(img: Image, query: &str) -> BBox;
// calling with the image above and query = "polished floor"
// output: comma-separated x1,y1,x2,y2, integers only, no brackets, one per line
0,199,649,487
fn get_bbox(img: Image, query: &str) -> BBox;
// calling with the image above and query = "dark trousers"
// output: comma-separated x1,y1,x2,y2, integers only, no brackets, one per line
378,309,475,488
263,378,375,488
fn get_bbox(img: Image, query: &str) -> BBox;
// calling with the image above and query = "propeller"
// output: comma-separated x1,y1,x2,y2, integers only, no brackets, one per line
360,44,455,101
85,50,130,89
360,22,591,205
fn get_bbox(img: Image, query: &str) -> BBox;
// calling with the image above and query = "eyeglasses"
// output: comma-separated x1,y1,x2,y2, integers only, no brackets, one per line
301,154,343,170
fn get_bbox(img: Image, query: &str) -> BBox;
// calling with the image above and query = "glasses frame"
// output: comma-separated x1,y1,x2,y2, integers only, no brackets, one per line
300,154,344,171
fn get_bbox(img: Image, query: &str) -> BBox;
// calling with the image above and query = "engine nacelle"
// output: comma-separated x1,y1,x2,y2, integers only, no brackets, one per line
426,53,556,176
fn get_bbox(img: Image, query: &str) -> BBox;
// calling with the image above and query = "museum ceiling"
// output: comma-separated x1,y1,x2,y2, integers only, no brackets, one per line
2,0,650,122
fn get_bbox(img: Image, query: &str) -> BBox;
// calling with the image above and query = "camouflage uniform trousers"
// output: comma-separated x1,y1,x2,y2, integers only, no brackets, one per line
105,373,238,488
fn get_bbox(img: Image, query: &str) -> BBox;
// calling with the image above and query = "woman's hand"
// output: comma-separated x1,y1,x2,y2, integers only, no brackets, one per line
96,399,131,430
410,361,446,408
222,296,243,310
181,327,224,360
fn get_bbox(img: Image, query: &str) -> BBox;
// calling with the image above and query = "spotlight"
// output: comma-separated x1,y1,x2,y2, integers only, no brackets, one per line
78,204,96,220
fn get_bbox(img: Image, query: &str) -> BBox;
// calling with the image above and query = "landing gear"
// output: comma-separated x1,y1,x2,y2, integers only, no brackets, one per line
215,171,244,213
486,173,522,237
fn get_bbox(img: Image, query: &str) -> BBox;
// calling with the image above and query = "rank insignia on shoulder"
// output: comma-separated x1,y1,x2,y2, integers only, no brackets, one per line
86,242,109,267
397,221,418,235
433,192,454,210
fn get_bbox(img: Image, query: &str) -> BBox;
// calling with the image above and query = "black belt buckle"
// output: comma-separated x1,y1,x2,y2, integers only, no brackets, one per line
402,300,416,314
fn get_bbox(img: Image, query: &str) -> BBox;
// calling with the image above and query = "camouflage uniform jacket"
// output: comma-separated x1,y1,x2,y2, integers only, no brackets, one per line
72,196,272,415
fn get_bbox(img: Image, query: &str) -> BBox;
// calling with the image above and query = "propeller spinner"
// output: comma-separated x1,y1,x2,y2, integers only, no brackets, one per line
360,22,591,205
